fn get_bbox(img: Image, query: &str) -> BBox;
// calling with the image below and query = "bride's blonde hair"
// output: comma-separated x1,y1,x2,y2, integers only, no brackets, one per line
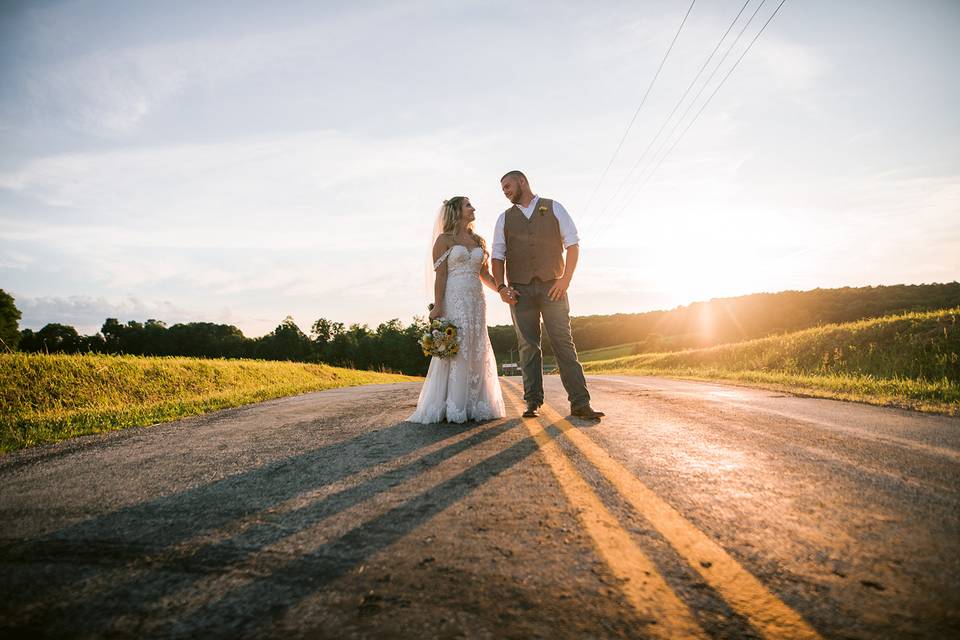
441,196,488,259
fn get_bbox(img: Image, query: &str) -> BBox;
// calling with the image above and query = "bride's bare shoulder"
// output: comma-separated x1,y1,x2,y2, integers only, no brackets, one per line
433,233,454,258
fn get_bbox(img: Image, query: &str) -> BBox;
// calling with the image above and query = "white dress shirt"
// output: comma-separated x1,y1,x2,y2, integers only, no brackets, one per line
491,195,580,261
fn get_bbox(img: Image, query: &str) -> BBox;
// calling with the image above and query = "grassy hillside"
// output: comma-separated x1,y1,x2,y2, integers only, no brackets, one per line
0,353,415,454
582,308,960,414
488,282,960,360
576,342,643,363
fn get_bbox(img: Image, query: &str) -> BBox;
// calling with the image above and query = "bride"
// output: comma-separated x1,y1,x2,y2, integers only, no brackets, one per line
408,196,506,424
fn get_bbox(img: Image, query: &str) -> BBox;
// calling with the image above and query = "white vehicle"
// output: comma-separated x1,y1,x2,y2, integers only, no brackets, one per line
500,362,520,376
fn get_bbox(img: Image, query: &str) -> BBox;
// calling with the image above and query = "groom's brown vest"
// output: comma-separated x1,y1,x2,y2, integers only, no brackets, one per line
504,198,565,285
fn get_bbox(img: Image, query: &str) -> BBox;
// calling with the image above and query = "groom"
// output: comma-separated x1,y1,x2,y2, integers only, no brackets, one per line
491,170,605,420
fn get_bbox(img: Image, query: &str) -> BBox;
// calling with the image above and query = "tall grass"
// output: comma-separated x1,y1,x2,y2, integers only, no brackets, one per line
582,308,960,414
0,353,415,454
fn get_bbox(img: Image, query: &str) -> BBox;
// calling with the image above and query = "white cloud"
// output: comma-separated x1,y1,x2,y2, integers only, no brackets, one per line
0,248,35,270
18,9,391,137
0,127,491,249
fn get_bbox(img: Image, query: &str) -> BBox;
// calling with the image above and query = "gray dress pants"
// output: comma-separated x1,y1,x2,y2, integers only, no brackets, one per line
509,278,590,410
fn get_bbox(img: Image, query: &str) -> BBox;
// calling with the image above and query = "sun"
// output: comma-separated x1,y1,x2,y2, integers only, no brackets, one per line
653,248,762,305
630,212,777,306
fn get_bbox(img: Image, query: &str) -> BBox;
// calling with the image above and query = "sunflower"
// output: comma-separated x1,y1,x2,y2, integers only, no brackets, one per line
444,327,455,337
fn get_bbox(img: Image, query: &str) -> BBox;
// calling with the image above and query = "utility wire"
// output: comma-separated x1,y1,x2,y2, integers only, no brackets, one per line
583,0,753,238
593,0,788,243
580,0,697,216
590,0,768,239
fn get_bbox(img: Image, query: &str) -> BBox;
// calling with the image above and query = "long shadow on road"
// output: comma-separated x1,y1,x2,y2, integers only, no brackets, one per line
0,416,539,636
157,419,547,638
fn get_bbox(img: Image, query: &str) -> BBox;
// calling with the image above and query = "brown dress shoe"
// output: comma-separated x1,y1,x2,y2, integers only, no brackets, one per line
522,403,540,418
571,405,605,419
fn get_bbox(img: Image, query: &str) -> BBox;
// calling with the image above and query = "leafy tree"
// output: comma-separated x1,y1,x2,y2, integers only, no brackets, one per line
0,289,21,351
79,333,107,353
120,320,148,355
101,318,125,353
371,318,427,374
487,325,518,361
310,317,344,349
323,322,373,369
20,323,82,353
142,319,169,354
166,322,247,358
254,316,314,361
18,328,38,352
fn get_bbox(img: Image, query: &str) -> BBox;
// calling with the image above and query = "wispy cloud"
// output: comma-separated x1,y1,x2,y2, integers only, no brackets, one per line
0,127,487,248
16,5,401,137
0,248,35,270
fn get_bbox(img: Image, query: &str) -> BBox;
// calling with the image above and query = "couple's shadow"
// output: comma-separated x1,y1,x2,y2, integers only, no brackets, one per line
0,413,552,637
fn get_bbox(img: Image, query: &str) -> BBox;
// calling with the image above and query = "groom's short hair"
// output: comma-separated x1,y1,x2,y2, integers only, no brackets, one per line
501,170,527,183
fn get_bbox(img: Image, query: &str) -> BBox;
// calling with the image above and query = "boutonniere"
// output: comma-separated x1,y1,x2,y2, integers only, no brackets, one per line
537,204,547,216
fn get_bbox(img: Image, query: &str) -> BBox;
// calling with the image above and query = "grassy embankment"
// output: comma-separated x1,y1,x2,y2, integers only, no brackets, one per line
0,353,415,454
581,308,960,415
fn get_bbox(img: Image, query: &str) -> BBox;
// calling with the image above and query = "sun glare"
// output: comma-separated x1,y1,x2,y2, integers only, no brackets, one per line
645,237,765,306
615,204,799,307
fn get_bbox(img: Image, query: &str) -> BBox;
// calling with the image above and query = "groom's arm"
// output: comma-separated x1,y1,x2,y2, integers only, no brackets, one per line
491,213,517,305
549,244,578,300
549,200,581,301
492,259,505,288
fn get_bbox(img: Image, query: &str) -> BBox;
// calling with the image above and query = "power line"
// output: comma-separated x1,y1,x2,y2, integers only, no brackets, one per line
579,0,697,216
641,0,789,198
593,0,788,244
590,0,769,240
583,0,754,238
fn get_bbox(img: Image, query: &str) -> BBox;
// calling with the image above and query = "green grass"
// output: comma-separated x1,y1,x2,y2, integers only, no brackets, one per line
581,308,960,415
576,342,643,363
544,340,663,367
0,353,416,454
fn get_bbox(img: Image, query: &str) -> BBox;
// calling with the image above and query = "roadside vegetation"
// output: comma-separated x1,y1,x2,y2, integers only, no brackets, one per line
0,353,414,454
492,282,960,360
581,308,960,415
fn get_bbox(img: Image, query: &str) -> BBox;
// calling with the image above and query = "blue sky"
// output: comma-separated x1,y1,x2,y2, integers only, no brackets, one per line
2,0,958,337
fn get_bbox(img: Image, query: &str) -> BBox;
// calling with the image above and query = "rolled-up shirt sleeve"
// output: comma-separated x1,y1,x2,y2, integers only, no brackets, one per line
552,200,580,248
492,212,507,260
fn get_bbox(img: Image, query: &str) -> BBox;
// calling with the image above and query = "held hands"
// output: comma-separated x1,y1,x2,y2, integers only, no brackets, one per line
498,286,519,306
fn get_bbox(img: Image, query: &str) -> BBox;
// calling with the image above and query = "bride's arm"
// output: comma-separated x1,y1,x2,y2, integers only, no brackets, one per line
479,260,499,292
430,237,450,319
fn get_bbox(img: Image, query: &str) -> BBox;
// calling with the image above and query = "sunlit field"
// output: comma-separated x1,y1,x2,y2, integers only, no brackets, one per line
0,354,415,453
581,308,960,414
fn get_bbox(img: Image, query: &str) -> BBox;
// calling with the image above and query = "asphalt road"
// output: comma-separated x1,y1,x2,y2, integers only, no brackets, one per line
1,375,958,639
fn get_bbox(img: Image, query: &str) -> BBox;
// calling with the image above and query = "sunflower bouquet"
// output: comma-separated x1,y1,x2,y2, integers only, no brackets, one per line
420,305,460,359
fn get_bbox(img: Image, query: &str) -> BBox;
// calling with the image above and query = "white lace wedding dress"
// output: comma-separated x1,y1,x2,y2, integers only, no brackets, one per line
408,245,506,424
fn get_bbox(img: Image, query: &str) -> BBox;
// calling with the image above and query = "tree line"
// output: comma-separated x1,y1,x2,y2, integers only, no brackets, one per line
2,282,958,375
0,291,435,376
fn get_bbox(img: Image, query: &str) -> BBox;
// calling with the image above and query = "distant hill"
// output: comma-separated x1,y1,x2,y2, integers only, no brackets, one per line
488,282,960,359
580,307,960,414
